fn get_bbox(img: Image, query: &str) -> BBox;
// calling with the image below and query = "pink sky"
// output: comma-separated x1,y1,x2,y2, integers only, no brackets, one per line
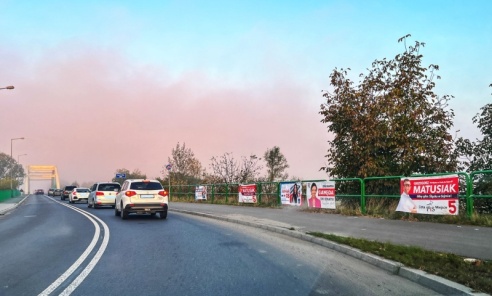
1,45,331,187
2,1,490,190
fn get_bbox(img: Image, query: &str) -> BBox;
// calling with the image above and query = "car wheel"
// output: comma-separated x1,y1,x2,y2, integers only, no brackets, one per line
88,200,92,208
150,213,156,217
160,211,167,220
114,205,120,216
94,203,98,209
121,207,128,220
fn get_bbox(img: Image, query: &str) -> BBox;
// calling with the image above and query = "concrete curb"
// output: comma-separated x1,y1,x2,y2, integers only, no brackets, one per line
0,195,29,215
171,208,487,296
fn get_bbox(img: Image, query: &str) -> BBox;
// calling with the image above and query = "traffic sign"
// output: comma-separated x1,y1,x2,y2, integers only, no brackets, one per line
165,164,172,171
115,173,126,178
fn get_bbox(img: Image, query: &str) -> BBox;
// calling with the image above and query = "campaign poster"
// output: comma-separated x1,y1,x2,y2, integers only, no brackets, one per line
238,184,257,203
195,185,207,200
396,175,459,215
304,181,336,209
280,182,302,206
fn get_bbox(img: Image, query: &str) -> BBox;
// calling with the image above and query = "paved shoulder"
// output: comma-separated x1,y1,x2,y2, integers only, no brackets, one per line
0,195,30,215
169,202,492,260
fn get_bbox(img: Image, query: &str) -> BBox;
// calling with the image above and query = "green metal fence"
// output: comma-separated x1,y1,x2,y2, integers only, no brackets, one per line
0,190,21,202
469,170,492,216
333,172,487,218
166,171,491,218
331,177,365,213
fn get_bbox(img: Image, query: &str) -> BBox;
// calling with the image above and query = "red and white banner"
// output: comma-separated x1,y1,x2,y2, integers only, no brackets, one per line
195,186,207,200
238,184,257,203
396,175,459,215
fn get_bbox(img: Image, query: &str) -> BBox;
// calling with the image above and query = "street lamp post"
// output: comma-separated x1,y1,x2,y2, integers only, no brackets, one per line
18,153,27,163
0,86,15,90
17,154,27,193
10,137,25,197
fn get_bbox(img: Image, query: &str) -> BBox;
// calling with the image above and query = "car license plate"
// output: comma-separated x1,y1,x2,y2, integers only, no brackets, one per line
140,194,154,198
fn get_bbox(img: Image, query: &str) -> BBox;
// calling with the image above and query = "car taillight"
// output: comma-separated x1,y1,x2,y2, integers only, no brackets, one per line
96,191,104,196
72,191,77,196
158,190,168,197
125,191,136,197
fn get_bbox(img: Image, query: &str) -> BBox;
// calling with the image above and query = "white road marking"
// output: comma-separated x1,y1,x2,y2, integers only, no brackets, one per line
59,211,110,295
38,197,110,296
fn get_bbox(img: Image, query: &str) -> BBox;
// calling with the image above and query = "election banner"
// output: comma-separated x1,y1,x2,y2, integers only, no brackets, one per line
195,185,207,200
304,181,336,209
238,184,257,203
396,175,459,215
280,182,302,206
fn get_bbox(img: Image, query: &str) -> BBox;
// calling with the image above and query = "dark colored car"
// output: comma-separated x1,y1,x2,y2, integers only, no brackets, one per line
62,185,77,200
35,189,45,195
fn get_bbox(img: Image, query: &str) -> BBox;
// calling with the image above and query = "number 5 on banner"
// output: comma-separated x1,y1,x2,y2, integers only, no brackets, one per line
449,200,457,214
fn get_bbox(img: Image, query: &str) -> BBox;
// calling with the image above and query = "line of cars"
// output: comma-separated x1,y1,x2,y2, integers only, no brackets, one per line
48,179,169,220
47,188,63,197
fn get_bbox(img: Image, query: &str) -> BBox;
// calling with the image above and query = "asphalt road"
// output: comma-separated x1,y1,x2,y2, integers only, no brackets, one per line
0,195,439,296
169,202,492,260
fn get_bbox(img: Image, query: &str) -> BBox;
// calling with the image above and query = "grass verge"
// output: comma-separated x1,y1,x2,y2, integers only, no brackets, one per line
308,232,492,294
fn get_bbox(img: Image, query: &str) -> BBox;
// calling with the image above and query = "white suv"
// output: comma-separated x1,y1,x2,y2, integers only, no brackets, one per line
115,179,168,220
88,182,121,209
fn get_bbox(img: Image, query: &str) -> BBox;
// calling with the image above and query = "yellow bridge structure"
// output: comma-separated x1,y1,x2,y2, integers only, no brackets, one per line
25,165,60,193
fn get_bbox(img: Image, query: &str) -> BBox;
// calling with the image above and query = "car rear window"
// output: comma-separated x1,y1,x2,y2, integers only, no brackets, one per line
129,182,163,190
77,189,89,192
98,183,121,191
65,186,77,190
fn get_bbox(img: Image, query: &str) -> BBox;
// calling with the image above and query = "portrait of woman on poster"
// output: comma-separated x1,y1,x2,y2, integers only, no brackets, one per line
291,183,299,204
308,183,321,208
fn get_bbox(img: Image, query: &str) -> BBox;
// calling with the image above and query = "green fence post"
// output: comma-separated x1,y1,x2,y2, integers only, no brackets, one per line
460,172,472,219
211,184,215,204
257,182,262,204
361,179,365,214
467,173,472,218
277,182,281,206
331,178,364,214
469,170,492,219
226,184,229,204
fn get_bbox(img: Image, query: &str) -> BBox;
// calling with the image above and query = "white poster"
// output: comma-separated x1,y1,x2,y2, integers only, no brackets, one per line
305,181,336,209
280,182,302,206
195,185,207,200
